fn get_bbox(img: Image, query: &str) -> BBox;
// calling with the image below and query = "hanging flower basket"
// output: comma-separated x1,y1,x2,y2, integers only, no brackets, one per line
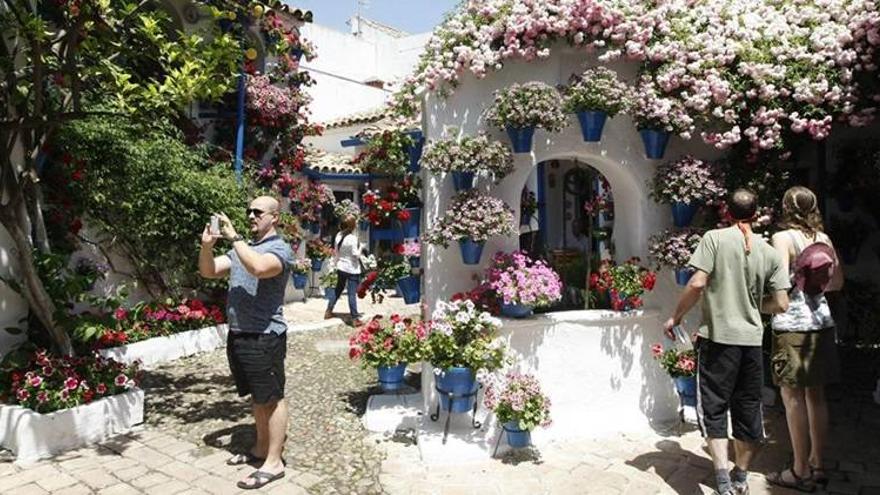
505,125,536,153
671,201,700,227
459,238,485,265
639,129,671,159
397,275,421,304
576,111,608,142
452,171,476,191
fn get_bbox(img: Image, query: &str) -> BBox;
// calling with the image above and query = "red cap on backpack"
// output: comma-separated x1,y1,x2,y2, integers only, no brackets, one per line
793,242,836,296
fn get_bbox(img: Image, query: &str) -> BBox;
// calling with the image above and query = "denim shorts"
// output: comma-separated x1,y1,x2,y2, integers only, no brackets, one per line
227,331,287,404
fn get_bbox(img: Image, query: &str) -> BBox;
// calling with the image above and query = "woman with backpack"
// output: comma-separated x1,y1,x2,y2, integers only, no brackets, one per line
324,215,366,327
767,186,844,493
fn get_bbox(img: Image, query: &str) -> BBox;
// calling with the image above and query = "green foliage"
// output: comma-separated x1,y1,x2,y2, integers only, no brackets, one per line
52,116,250,297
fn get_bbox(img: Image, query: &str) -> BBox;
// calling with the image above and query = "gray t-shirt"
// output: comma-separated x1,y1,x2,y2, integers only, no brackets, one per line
226,235,294,334
688,226,790,346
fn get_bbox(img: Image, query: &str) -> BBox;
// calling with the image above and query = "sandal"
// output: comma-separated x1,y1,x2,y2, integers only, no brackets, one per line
236,469,285,490
810,466,829,486
226,452,263,466
767,468,816,493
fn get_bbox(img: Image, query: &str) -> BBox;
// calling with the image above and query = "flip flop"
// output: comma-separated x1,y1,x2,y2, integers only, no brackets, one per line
236,469,285,490
226,452,264,466
810,466,829,486
767,468,816,493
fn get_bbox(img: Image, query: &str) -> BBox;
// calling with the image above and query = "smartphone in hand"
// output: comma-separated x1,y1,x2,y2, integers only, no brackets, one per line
672,325,690,345
209,215,220,236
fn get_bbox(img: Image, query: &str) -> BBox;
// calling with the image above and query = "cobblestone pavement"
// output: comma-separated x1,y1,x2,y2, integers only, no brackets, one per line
1,294,878,494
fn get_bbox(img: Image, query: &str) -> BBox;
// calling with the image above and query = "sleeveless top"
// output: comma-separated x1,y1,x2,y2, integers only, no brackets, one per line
771,230,835,332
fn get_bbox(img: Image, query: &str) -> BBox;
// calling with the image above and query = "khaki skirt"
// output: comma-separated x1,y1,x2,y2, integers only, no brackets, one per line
771,328,841,387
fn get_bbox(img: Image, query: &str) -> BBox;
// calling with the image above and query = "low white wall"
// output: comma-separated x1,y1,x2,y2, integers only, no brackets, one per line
98,324,229,369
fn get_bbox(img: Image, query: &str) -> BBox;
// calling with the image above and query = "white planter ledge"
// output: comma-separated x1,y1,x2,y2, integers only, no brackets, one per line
99,324,228,369
0,388,144,465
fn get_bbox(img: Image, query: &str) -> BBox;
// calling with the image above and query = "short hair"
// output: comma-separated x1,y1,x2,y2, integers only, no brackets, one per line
727,189,757,221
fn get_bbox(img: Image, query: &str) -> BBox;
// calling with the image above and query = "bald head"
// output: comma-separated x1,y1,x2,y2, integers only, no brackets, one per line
728,188,757,221
251,195,280,214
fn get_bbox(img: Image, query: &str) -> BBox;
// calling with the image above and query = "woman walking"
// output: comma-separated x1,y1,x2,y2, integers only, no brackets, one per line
325,215,365,326
767,186,844,492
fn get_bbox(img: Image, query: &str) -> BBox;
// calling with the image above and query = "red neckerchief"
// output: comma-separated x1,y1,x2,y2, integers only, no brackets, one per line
723,209,756,255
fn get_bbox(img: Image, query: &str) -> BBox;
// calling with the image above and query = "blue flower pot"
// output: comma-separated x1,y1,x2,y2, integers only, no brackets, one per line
452,171,476,191
311,258,324,272
503,421,532,448
458,238,485,265
674,268,694,287
406,136,424,173
639,128,671,159
506,125,536,153
501,303,533,318
292,273,308,289
399,207,421,238
674,376,697,407
397,276,421,305
576,110,608,142
671,201,700,227
437,367,478,413
409,256,420,269
324,287,335,300
377,363,407,392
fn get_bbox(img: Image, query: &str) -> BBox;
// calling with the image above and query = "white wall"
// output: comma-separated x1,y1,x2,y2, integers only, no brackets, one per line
0,224,29,357
421,46,724,316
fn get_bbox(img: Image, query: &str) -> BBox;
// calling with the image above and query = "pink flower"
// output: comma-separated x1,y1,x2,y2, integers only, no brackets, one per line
651,344,664,357
36,391,48,403
96,383,107,394
64,377,78,390
29,376,43,387
115,374,128,387
59,389,69,400
16,388,30,401
114,308,129,321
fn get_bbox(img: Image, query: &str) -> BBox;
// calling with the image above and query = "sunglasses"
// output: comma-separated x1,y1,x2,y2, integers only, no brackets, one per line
246,208,270,218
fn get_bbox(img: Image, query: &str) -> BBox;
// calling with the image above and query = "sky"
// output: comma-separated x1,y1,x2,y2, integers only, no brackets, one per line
289,0,459,35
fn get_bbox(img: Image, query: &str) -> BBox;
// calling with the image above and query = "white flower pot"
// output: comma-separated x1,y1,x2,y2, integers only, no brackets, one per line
99,324,228,369
0,388,144,465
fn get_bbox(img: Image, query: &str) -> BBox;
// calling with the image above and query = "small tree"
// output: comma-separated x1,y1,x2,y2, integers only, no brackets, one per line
0,1,241,354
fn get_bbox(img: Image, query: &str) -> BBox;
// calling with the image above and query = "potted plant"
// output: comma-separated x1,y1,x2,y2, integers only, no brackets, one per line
484,81,567,153
426,299,507,413
649,156,726,226
651,343,697,411
648,229,705,286
0,348,143,462
382,259,419,304
422,191,517,265
333,199,360,219
484,251,563,318
291,258,311,289
630,75,695,159
362,175,422,235
589,258,657,311
484,371,552,448
562,66,629,142
421,132,514,190
318,263,338,299
395,239,422,268
306,239,333,272
288,177,334,232
349,314,428,391
352,128,415,176
279,211,305,252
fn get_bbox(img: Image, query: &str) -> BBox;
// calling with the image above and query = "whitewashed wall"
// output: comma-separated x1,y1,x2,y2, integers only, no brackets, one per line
422,46,724,317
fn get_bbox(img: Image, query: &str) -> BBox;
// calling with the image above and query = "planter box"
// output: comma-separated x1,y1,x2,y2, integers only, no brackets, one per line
0,389,144,464
98,324,228,369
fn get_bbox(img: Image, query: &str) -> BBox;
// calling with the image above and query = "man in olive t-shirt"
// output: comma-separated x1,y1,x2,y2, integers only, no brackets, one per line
663,189,790,495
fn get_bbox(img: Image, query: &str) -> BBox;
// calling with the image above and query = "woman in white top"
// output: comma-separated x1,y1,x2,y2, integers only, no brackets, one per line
767,186,844,492
324,215,365,326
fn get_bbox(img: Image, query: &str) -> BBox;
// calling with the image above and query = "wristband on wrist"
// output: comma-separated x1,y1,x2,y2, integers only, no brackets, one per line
230,234,244,243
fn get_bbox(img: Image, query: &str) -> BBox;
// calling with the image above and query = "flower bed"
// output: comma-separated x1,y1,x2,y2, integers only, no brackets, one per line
0,350,143,463
98,324,229,369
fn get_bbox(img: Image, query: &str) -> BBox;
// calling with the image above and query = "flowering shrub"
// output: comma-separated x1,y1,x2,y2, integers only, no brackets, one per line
421,133,514,181
648,229,705,270
484,82,568,131
649,156,726,205
291,258,312,275
361,177,421,227
485,251,563,307
333,199,360,219
590,258,657,311
562,67,629,116
287,176,334,224
426,299,507,372
84,299,225,349
348,314,428,368
279,211,304,249
353,128,414,176
0,349,140,413
484,371,552,431
306,239,333,261
422,191,516,246
651,344,696,378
